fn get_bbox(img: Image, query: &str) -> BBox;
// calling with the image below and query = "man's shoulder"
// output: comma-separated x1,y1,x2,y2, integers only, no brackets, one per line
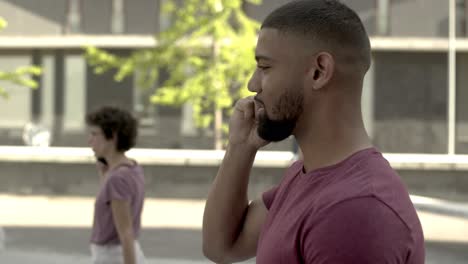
301,196,423,263
109,163,142,177
321,196,402,221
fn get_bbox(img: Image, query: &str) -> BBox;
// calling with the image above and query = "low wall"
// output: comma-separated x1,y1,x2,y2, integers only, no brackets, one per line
1,146,467,200
1,161,468,201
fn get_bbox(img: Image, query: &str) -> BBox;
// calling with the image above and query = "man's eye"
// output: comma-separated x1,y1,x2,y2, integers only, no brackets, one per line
257,65,270,70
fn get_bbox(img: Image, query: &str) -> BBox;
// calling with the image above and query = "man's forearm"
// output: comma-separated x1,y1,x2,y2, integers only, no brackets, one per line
121,235,136,264
203,144,257,260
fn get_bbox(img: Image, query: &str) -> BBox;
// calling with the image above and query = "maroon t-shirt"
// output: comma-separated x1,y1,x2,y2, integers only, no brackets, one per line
257,148,424,264
90,162,145,245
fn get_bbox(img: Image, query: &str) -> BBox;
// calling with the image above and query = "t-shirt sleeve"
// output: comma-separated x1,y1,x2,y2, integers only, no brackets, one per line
105,171,132,202
262,160,302,210
302,197,411,264
262,186,279,210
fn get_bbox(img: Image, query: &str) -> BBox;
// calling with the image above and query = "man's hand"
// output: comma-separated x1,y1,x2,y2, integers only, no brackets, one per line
229,97,269,150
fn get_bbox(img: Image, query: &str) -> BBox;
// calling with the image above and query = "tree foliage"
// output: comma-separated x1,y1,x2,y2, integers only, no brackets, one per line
0,66,42,98
85,0,261,135
0,17,42,99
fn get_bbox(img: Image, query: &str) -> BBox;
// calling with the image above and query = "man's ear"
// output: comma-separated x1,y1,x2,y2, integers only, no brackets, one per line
307,52,335,90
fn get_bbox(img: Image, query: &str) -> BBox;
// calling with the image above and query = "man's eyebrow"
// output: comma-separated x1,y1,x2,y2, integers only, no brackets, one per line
255,54,274,62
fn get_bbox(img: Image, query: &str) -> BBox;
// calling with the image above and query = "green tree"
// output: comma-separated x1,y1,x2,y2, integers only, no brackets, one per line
85,0,261,149
0,17,42,99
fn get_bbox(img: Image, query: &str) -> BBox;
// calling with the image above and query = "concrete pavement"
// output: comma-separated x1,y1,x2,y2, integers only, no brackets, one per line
1,251,249,264
1,250,245,264
1,194,468,263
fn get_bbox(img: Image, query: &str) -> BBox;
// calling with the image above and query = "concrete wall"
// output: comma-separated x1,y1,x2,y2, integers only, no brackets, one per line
0,162,282,199
1,162,467,201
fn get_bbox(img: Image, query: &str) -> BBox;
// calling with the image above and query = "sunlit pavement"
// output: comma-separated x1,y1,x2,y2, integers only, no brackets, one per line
0,251,244,264
1,195,467,264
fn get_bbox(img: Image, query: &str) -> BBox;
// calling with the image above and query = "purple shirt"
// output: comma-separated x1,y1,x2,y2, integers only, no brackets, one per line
257,148,424,264
91,162,145,245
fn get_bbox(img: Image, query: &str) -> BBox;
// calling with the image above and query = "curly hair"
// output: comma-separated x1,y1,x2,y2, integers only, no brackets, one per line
86,106,138,152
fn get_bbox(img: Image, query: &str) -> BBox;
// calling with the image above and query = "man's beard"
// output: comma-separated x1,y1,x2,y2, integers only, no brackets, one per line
257,115,297,142
256,92,303,142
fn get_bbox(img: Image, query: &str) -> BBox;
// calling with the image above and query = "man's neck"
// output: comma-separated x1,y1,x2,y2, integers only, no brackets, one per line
106,152,131,171
295,117,371,173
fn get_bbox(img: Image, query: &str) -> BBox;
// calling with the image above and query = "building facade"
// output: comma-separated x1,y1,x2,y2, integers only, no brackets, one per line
0,0,467,154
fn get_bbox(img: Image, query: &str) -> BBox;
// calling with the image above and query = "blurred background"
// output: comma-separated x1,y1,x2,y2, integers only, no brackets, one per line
0,0,467,263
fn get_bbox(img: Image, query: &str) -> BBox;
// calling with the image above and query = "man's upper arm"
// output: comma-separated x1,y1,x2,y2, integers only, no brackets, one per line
111,199,134,237
302,197,411,264
226,197,269,262
226,186,278,262
107,173,134,237
106,172,131,202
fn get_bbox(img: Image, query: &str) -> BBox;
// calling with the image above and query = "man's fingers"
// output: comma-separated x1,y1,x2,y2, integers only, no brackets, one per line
243,100,255,119
234,97,255,119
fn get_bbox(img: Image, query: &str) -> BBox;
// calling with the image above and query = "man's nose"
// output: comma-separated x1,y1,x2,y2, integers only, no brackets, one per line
248,70,261,93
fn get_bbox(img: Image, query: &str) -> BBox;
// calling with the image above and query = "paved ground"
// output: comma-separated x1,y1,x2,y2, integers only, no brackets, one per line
1,195,468,263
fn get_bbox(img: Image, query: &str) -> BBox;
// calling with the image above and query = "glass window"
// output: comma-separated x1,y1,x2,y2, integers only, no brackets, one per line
124,0,160,34
64,54,86,132
41,54,55,130
0,54,32,129
362,57,375,138
344,0,377,36
456,52,468,154
373,51,448,153
81,0,112,34
244,0,291,22
387,0,449,37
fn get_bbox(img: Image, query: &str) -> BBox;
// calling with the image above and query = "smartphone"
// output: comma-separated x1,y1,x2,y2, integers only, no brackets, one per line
97,157,108,166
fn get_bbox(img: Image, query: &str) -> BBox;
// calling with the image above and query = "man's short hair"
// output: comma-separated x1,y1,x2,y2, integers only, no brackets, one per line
86,106,138,152
262,0,371,72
